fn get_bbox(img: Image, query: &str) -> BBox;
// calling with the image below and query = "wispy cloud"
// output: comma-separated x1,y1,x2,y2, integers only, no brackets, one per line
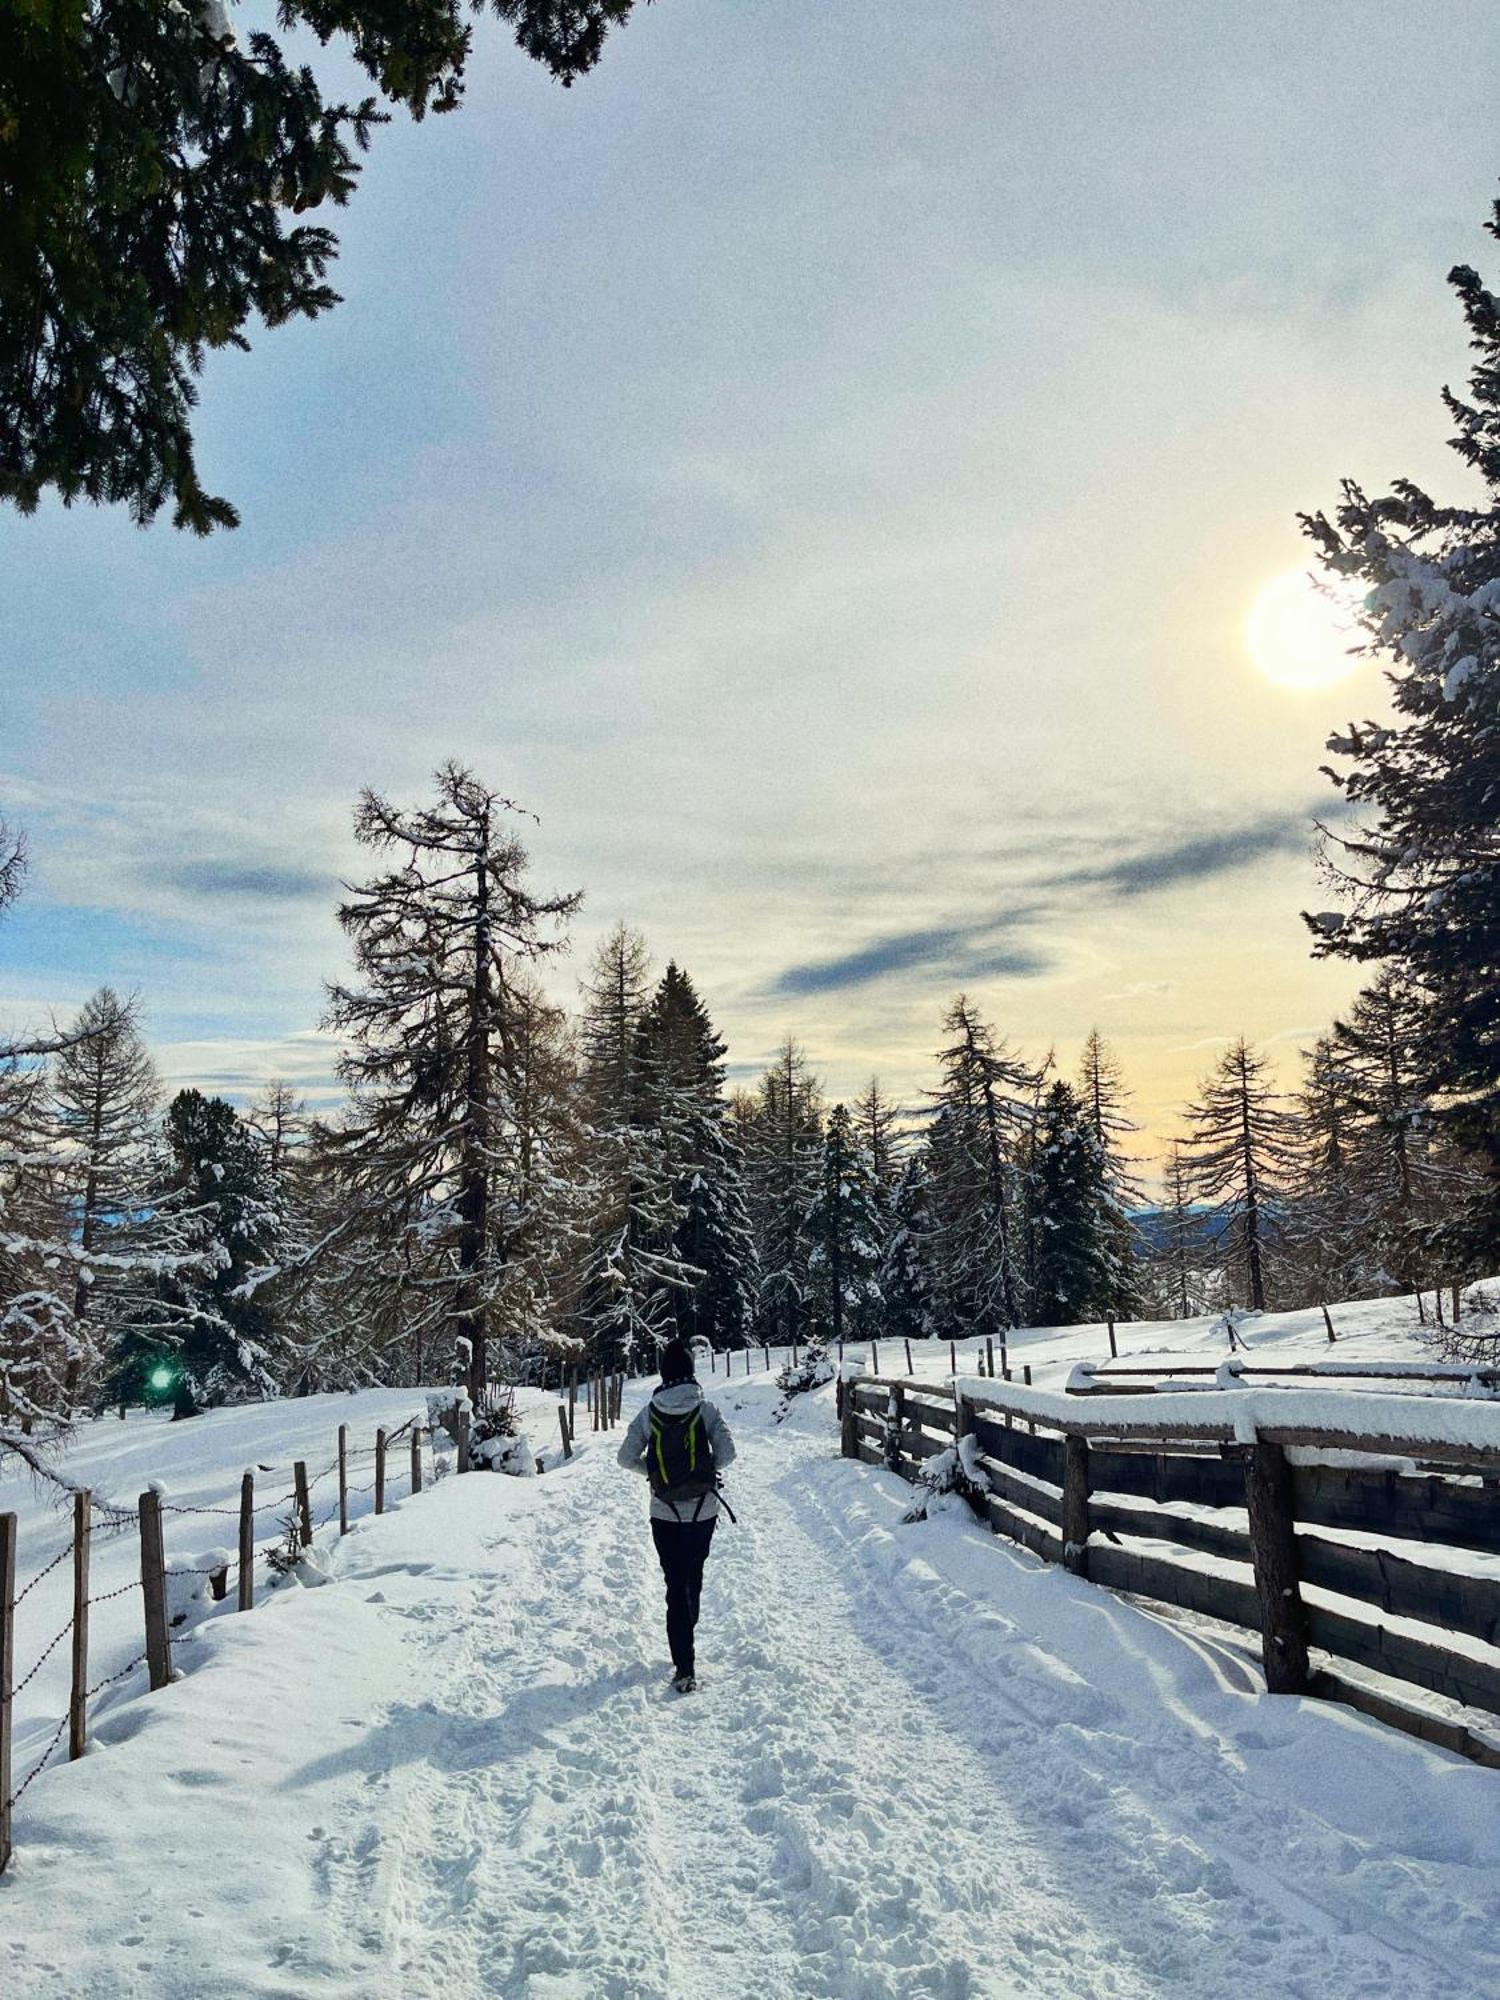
1041,812,1312,901
158,860,335,905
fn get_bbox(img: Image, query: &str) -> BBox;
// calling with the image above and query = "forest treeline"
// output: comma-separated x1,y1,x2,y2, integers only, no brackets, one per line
7,191,1500,1458
0,759,1484,1456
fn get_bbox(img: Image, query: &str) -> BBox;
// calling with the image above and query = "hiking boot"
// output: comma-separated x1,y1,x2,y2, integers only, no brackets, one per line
672,1670,697,1694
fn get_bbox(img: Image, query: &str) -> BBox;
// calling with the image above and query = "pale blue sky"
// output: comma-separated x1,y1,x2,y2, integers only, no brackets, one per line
5,1,1500,1150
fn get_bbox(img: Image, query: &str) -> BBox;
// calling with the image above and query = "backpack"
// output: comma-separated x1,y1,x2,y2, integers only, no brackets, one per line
648,1400,718,1510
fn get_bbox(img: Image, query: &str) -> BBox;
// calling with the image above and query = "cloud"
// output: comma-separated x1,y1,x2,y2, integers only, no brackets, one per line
1102,979,1176,1001
1042,812,1311,901
157,860,334,905
775,922,1052,998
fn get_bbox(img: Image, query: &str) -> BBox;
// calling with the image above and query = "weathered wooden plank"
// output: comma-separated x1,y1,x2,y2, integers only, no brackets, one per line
983,1492,1064,1565
1089,1496,1250,1565
894,1427,949,1465
1088,1443,1246,1511
1298,1535,1500,1650
1292,1462,1500,1560
973,1454,1065,1528
970,1414,1063,1487
1312,1668,1500,1769
1306,1603,1500,1716
1088,1542,1262,1632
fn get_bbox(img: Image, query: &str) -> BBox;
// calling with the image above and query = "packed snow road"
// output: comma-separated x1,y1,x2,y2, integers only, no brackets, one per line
5,1373,1500,1999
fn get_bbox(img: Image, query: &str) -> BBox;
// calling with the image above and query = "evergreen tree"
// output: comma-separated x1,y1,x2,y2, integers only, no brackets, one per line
878,1153,936,1344
575,926,694,1369
325,763,579,1399
0,1056,83,1451
807,1102,883,1346
2,0,641,532
635,963,758,1350
741,1039,823,1346
925,997,1037,1335
51,988,160,1404
1302,199,1500,1260
1285,1035,1372,1305
1030,1080,1111,1327
1182,1039,1299,1311
1077,1028,1144,1315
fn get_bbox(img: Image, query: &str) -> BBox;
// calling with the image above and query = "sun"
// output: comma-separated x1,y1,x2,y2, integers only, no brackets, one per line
1244,566,1365,692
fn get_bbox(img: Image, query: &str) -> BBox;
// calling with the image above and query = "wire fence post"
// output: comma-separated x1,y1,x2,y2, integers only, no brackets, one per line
375,1429,387,1515
139,1489,171,1693
1,1511,15,1876
293,1462,313,1548
70,1490,90,1761
338,1425,349,1534
238,1472,255,1610
410,1427,423,1496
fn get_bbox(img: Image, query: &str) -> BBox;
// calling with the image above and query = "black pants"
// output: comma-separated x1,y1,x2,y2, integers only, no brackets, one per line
651,1516,716,1676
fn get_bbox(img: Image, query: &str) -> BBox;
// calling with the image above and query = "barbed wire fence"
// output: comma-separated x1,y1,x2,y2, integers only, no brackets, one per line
0,1402,466,1876
0,1351,791,1874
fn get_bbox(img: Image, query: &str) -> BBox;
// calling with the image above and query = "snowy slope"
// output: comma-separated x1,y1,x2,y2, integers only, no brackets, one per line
4,1323,1500,2000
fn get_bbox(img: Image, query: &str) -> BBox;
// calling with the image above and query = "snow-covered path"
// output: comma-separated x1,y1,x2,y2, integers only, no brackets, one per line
6,1372,1500,1998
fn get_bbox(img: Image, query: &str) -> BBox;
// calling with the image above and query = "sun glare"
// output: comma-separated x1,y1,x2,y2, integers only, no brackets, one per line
1244,566,1365,692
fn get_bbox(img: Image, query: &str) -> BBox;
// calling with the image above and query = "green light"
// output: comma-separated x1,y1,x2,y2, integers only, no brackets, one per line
150,1366,175,1392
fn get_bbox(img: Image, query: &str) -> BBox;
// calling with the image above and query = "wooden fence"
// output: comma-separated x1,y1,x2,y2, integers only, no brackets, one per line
842,1372,1500,1768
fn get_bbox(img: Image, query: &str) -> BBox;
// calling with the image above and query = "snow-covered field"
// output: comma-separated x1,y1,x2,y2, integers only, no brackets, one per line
4,1298,1500,1998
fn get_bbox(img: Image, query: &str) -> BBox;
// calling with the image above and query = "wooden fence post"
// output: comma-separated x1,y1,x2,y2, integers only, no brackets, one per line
1062,1435,1090,1578
885,1383,905,1475
1321,1304,1337,1344
869,1339,879,1377
986,1335,995,1378
1,1512,15,1876
70,1489,90,1761
558,1404,574,1460
568,1368,578,1429
1000,1337,1010,1381
840,1381,859,1459
1107,1317,1118,1359
338,1425,349,1534
410,1427,423,1496
762,1343,769,1370
1244,1438,1311,1694
904,1338,913,1376
954,1381,972,1457
293,1461,313,1548
375,1429,387,1515
238,1472,254,1610
138,1489,171,1692
949,1339,957,1377
457,1404,471,1475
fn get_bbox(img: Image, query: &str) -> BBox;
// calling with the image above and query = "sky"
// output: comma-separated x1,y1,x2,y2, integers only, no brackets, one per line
5,0,1500,1171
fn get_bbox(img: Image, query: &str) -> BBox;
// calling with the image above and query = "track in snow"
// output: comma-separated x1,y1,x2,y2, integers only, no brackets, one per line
284,1381,1500,2000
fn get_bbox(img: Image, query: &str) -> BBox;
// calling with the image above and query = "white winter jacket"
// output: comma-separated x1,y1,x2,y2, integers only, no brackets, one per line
618,1380,737,1523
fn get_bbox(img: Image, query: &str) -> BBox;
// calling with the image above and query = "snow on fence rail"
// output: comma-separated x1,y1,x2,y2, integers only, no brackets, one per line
840,1371,1500,1768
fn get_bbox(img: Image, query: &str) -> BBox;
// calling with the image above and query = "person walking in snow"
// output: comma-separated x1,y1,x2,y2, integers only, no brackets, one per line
617,1338,736,1694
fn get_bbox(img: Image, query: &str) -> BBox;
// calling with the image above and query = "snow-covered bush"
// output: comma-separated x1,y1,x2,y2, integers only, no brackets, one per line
469,1383,537,1476
902,1433,991,1523
773,1338,835,1423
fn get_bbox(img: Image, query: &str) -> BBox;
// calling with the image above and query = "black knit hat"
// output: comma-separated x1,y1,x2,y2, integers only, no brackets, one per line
658,1339,696,1387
